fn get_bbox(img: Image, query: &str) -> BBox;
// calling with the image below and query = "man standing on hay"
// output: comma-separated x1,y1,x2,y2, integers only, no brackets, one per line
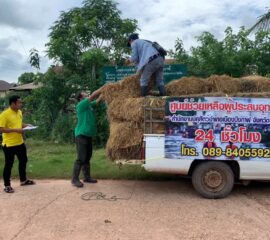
126,33,166,96
71,91,100,188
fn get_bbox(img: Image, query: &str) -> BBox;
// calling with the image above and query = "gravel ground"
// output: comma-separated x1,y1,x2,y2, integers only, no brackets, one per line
1,179,270,240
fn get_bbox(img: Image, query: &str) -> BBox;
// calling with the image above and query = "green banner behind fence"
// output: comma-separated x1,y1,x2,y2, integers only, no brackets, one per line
102,64,187,84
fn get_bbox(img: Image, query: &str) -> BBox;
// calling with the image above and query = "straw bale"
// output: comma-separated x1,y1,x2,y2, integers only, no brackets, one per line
99,74,157,105
107,97,165,122
144,97,166,108
119,74,156,97
238,79,258,92
153,123,165,134
107,97,145,122
239,75,270,92
165,77,210,96
118,74,141,97
207,75,241,94
106,144,141,161
144,97,165,122
145,123,165,134
97,82,123,105
106,121,143,161
107,121,143,150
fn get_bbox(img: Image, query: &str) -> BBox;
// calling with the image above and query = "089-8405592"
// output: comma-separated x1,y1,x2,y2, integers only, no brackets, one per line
202,147,270,158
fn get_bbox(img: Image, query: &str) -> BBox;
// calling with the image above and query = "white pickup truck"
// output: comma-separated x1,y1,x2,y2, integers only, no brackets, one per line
141,96,270,199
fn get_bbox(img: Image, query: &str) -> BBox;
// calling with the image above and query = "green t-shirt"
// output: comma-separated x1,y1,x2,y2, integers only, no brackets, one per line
74,99,97,137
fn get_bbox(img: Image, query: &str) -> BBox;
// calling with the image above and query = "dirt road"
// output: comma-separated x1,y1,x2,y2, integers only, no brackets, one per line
1,179,270,240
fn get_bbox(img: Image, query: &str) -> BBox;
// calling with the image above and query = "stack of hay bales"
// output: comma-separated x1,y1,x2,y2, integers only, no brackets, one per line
98,74,270,161
98,75,164,160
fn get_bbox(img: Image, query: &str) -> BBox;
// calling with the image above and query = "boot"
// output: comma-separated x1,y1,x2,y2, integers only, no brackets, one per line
82,164,97,183
158,85,166,96
71,162,84,187
141,86,148,96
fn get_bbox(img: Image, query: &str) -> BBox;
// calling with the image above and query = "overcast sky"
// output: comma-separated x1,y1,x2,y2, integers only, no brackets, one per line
0,0,268,83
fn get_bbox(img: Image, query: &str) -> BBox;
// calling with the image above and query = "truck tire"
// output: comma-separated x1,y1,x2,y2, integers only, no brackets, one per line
192,162,234,199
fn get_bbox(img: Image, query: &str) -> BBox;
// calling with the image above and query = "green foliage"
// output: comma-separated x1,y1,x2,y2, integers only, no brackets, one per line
18,72,36,84
168,38,189,65
21,0,138,146
253,30,270,75
93,103,109,147
0,97,8,111
23,67,78,140
17,72,43,85
22,65,109,145
171,27,270,77
51,112,76,143
190,32,224,77
46,0,138,68
29,48,40,70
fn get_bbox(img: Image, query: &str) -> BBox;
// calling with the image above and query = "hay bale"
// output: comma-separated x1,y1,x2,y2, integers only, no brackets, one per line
97,75,141,105
97,82,123,105
240,75,270,92
107,97,145,122
107,97,165,122
107,121,143,149
106,121,143,161
106,144,141,161
99,74,158,105
238,79,258,92
152,123,165,134
119,74,141,97
165,77,210,96
207,75,242,94
143,97,165,125
120,74,156,93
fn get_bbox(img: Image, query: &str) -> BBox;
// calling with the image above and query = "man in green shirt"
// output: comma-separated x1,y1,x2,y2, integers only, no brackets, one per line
72,91,98,187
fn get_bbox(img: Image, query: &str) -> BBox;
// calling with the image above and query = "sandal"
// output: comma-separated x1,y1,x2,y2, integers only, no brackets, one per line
20,179,36,186
4,186,14,193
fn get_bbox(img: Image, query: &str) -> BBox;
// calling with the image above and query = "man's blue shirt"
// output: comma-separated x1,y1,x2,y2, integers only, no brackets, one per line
129,39,159,73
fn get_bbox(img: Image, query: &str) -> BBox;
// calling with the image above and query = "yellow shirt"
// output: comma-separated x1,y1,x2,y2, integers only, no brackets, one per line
0,107,24,147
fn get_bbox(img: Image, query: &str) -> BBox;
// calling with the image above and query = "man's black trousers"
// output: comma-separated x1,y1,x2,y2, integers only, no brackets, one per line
2,143,28,186
72,135,93,180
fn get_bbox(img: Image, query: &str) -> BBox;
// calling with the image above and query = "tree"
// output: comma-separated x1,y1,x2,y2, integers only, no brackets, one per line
189,32,224,76
25,0,139,145
168,38,189,64
171,27,270,77
222,27,254,77
46,0,138,69
18,72,36,84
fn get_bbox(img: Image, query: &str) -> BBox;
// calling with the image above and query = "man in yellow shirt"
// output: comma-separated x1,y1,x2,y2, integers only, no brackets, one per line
0,95,35,193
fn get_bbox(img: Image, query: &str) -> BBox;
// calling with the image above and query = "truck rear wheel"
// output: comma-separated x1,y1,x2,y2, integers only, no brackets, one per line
192,162,234,199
